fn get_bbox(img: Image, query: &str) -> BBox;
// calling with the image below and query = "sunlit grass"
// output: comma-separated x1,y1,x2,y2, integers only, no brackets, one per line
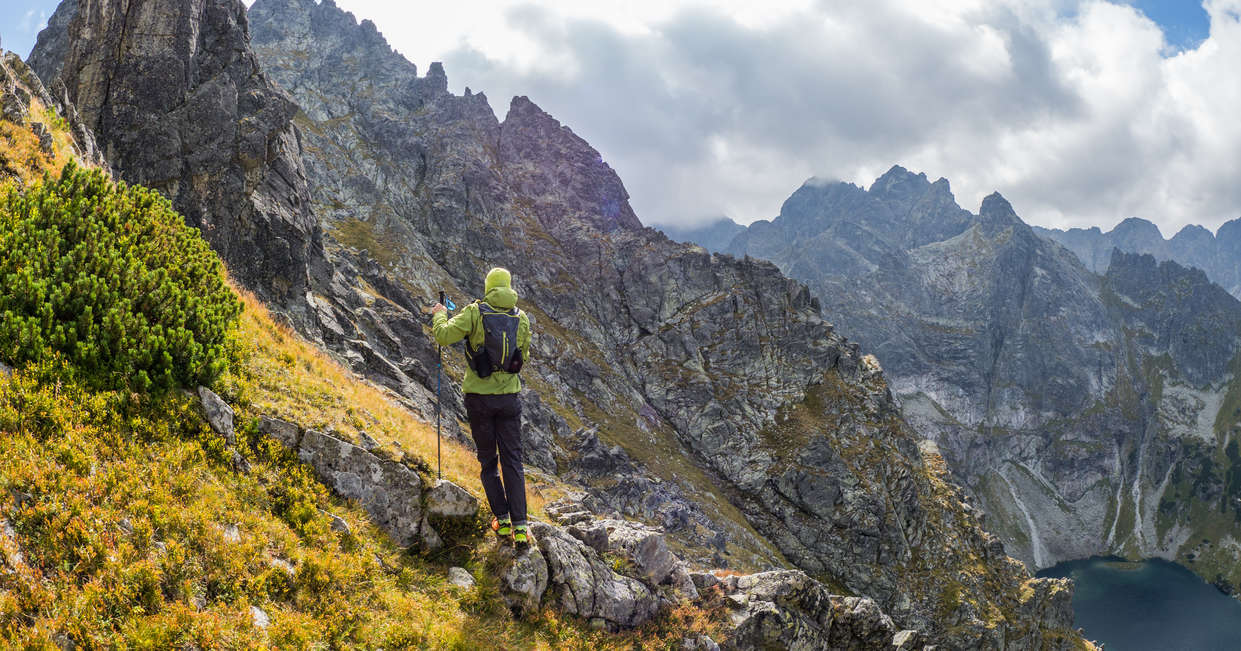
0,287,722,646
0,97,77,191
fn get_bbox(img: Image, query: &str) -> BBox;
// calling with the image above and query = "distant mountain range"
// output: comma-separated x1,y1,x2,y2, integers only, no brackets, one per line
656,217,745,254
1036,218,1241,298
667,166,1241,596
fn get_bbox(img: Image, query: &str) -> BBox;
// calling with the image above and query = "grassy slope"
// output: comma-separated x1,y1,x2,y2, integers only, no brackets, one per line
0,286,722,648
0,95,76,190
0,87,721,647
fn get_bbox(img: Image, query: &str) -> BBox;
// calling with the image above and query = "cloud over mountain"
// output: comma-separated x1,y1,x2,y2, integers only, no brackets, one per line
225,0,1241,232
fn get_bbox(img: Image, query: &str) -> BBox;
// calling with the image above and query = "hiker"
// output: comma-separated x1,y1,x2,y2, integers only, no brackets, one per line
431,267,532,547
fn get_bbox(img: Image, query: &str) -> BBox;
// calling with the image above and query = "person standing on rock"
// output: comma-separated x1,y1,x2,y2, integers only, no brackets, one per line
432,267,533,547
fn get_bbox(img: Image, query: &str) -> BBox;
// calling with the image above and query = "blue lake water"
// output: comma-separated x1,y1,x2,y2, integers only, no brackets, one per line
1037,557,1241,651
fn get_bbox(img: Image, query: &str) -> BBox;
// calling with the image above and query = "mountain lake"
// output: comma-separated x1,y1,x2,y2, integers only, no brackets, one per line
1037,557,1241,650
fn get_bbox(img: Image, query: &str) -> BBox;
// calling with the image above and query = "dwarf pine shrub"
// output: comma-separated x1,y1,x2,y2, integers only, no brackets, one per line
0,163,241,390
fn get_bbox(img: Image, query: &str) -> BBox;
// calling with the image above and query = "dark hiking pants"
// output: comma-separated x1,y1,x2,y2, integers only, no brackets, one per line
464,392,526,525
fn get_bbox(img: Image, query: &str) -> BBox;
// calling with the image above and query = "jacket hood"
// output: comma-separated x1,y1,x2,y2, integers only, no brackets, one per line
484,267,517,309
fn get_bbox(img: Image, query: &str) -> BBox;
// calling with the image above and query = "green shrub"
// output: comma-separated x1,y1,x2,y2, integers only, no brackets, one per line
0,163,241,390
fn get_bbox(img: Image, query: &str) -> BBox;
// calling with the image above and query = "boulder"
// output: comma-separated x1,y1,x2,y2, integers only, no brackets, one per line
828,597,901,650
426,479,479,521
566,521,609,555
357,430,381,451
690,571,721,592
497,544,549,617
220,523,241,544
1,518,24,567
258,416,301,449
669,564,701,601
681,634,721,651
231,450,252,474
0,361,12,377
197,387,235,445
420,516,443,552
717,570,898,651
251,605,271,629
599,519,678,585
531,522,661,630
268,557,295,577
892,629,924,649
447,566,476,589
297,429,426,548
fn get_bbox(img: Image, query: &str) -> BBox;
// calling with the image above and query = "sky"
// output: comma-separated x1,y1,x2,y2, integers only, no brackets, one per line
2,0,1238,236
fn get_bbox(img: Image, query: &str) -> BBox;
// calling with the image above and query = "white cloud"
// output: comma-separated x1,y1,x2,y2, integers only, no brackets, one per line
230,0,1241,233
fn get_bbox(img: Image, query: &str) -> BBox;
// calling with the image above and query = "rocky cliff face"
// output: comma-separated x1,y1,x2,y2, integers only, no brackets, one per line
29,0,324,319
27,0,1086,645
1038,216,1241,298
722,167,1241,595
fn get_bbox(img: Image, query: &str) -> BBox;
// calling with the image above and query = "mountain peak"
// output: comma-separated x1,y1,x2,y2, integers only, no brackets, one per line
869,164,931,199
500,95,642,232
426,61,447,93
1110,216,1163,239
979,192,1019,223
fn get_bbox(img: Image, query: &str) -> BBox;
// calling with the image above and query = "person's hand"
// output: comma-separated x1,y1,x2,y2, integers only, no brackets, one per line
431,302,446,315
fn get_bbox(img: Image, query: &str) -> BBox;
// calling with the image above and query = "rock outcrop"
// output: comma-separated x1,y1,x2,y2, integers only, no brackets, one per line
250,413,478,550
29,0,325,319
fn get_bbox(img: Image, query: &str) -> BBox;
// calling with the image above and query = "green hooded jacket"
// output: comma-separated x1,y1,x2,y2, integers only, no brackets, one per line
432,268,531,395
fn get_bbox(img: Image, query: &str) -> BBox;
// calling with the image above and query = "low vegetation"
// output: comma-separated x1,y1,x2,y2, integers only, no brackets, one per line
0,165,721,647
0,164,241,391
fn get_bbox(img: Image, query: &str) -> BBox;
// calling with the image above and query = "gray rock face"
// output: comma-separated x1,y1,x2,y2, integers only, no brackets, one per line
297,429,426,547
721,164,1241,594
197,386,235,445
447,566,476,589
29,0,324,320
718,570,897,651
497,543,549,617
426,479,479,520
530,521,661,631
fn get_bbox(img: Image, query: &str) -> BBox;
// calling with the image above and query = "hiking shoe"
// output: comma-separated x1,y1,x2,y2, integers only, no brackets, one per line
513,525,531,549
491,517,513,540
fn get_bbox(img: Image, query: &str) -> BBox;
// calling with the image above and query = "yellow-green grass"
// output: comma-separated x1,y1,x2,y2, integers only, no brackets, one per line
0,96,78,190
0,289,723,647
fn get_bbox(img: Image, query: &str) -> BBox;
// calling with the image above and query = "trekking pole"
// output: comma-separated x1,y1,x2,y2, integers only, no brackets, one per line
436,291,444,481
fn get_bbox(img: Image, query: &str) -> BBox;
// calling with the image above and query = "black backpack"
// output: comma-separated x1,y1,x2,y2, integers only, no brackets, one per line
465,301,524,378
